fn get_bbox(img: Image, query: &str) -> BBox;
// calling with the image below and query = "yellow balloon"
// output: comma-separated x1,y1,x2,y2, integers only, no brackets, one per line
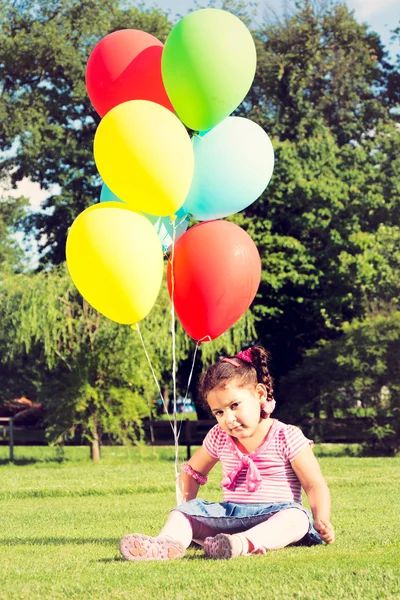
66,203,164,324
94,100,194,217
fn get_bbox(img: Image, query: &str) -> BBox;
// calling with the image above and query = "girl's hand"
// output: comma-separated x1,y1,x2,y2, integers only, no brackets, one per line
313,519,335,544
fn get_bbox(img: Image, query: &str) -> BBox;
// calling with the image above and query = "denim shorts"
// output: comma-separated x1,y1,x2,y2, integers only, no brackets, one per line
174,498,323,546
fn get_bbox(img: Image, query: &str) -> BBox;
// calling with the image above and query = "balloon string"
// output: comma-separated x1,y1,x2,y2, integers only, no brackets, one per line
133,323,175,438
170,217,180,488
177,343,199,440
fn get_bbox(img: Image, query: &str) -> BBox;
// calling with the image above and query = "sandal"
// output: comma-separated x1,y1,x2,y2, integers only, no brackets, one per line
120,533,186,561
204,533,245,559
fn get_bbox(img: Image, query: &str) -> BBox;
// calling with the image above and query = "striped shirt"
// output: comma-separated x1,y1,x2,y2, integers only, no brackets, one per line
203,419,313,504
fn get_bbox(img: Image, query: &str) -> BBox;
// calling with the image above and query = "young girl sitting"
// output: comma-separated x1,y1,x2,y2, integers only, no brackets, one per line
120,345,335,560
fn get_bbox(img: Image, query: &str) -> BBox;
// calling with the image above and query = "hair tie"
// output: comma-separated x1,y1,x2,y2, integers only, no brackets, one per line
235,348,253,364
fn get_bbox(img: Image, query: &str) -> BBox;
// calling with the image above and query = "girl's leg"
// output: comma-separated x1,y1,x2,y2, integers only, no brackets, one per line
120,510,192,562
159,510,217,547
158,510,194,547
204,508,310,559
120,510,218,561
243,507,310,552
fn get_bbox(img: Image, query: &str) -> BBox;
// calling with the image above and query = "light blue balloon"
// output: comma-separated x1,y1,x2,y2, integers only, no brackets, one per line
100,183,124,203
143,207,190,252
183,117,274,221
99,183,189,250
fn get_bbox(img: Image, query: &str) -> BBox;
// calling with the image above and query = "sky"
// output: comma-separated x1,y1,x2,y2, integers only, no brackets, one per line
3,0,400,266
147,0,400,54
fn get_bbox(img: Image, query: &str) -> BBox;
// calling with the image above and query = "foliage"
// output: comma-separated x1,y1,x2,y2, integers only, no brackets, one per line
233,1,400,377
228,118,400,381
0,0,172,265
247,0,394,144
0,265,254,450
1,0,400,448
280,308,400,455
0,266,153,448
0,194,28,272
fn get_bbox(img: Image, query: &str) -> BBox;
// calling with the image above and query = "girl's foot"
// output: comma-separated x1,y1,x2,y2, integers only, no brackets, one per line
120,533,186,561
204,533,248,559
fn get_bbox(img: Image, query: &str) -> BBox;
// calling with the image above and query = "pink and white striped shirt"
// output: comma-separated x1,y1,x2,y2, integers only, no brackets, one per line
203,419,313,504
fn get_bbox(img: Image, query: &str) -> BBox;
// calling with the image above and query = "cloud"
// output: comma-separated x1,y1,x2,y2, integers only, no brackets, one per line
349,0,399,19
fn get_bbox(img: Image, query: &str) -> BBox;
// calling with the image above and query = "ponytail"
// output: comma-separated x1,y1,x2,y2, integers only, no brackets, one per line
199,344,275,409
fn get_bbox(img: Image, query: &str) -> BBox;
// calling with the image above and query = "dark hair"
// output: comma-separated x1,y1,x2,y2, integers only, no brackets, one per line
198,345,275,406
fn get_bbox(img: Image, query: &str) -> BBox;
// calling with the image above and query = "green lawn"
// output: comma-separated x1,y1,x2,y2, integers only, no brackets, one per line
0,444,399,600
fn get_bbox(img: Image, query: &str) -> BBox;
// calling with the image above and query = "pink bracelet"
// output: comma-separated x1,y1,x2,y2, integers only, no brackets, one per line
181,463,208,485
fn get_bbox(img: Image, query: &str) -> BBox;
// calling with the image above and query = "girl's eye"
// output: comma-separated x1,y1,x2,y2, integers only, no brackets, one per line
231,403,239,409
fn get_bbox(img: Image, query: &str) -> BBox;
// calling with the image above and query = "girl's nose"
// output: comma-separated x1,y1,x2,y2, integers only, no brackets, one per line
225,411,236,425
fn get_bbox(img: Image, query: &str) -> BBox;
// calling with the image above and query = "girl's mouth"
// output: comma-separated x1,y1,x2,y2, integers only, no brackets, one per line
230,425,242,431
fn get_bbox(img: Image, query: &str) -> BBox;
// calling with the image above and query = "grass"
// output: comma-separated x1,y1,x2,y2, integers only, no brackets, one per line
0,444,399,600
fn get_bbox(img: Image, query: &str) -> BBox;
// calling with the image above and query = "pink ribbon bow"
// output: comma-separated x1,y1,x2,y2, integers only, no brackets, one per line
221,454,262,493
235,348,253,363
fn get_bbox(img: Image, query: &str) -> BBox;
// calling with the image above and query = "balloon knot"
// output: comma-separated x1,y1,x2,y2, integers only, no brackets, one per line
170,214,177,222
131,323,138,331
197,335,212,346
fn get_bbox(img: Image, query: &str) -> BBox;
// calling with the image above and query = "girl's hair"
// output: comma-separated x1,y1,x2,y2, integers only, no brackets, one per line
198,345,275,406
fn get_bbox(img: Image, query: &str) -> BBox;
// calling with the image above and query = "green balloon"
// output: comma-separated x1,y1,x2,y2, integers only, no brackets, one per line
161,9,256,132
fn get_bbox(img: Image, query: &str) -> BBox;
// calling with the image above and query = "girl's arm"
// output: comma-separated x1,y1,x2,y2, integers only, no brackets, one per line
291,445,335,544
178,446,219,503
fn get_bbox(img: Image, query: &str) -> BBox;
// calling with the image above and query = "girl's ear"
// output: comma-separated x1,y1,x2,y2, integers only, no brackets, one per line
255,383,268,401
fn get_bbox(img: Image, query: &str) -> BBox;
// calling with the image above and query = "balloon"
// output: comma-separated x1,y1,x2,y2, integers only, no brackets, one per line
66,203,163,324
167,221,261,341
86,29,174,117
100,183,123,203
144,207,190,252
94,100,194,217
98,185,189,249
183,117,274,220
162,9,256,132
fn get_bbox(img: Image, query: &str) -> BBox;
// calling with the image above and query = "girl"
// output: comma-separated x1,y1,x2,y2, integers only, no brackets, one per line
120,345,335,561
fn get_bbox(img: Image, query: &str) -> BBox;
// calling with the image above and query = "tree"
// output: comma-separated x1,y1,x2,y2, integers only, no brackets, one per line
0,193,28,272
280,308,400,455
0,0,172,265
230,1,400,379
246,0,394,145
0,266,152,460
0,265,255,458
2,0,399,400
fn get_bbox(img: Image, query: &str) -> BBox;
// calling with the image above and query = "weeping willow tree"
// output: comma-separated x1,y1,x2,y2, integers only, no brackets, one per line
0,264,256,459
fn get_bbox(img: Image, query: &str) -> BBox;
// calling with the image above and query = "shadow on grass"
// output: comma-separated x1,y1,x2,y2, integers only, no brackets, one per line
97,557,125,563
0,458,67,466
0,458,37,466
96,553,210,564
313,445,363,458
0,537,118,546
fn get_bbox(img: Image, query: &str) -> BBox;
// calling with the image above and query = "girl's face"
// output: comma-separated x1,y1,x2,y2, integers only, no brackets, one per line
207,381,268,440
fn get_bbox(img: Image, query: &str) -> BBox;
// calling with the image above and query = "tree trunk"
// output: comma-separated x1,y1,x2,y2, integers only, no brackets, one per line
90,420,101,462
162,385,169,414
313,398,321,419
326,404,334,419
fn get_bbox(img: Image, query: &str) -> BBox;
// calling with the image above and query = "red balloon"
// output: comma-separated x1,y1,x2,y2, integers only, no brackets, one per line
167,221,261,341
86,29,174,117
